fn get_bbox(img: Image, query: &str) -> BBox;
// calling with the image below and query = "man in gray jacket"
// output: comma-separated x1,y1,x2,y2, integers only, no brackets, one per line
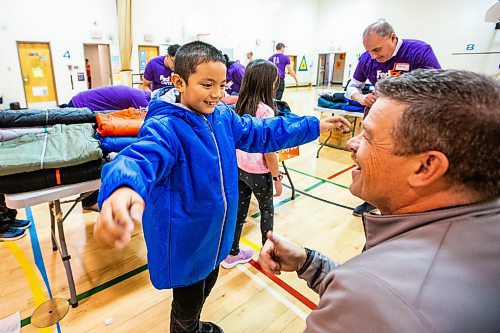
259,69,500,332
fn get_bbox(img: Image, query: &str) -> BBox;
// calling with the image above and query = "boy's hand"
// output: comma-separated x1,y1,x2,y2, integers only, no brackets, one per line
319,116,351,134
93,187,145,250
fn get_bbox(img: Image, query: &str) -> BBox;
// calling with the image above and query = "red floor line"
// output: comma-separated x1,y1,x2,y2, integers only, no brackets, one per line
327,164,356,180
248,259,317,310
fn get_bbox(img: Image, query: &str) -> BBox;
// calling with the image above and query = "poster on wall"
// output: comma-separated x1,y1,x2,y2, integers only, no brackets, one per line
111,55,120,74
298,56,308,71
139,51,147,73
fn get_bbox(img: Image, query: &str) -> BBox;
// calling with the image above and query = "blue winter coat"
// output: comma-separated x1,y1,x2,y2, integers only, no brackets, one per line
98,99,319,289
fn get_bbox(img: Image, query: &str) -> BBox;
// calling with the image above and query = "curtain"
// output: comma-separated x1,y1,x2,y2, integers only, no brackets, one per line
116,0,132,86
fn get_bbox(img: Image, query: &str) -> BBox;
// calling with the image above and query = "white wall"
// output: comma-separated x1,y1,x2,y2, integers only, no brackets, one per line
0,0,120,108
1,0,498,108
131,0,321,85
317,0,500,86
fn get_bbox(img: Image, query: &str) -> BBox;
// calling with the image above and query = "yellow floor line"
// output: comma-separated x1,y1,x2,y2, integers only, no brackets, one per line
240,236,261,252
3,242,52,333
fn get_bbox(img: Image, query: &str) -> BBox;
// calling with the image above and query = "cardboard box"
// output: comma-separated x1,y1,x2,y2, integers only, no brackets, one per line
318,112,364,149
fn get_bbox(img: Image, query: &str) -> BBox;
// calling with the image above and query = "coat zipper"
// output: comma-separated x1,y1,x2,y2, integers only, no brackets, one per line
201,115,227,269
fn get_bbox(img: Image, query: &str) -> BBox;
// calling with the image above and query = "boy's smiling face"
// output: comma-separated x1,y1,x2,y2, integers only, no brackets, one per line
173,61,227,115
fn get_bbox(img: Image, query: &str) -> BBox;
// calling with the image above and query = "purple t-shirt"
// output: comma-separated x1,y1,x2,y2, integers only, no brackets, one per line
353,39,441,86
143,55,174,91
268,53,291,78
226,62,246,95
71,85,151,111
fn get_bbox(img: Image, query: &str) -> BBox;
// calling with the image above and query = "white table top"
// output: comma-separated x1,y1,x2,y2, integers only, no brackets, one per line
4,179,101,209
313,106,364,118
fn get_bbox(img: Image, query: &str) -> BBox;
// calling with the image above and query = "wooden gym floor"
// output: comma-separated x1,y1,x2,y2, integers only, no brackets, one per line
0,86,366,332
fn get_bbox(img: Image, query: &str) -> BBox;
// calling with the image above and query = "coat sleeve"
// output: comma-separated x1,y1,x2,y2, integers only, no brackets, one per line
229,110,320,153
298,250,340,293
98,117,176,206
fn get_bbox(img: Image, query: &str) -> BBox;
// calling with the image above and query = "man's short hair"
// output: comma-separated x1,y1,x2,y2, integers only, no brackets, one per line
363,20,395,40
276,43,286,51
173,41,225,82
376,69,500,198
167,44,181,57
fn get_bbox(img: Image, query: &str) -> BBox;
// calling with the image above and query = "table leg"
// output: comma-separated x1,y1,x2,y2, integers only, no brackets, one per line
48,202,57,251
52,200,78,307
316,131,333,158
281,161,295,200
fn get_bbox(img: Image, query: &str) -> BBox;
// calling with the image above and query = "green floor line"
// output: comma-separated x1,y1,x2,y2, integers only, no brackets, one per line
251,193,301,219
76,264,148,302
251,177,329,219
21,264,149,327
281,166,349,189
21,317,30,327
282,184,355,211
304,180,327,192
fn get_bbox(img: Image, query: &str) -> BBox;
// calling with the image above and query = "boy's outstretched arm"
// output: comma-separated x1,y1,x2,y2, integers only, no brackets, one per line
94,187,145,249
231,109,351,154
319,116,351,134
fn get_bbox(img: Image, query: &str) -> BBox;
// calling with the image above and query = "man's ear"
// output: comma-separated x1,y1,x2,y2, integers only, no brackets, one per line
408,151,449,187
172,74,185,93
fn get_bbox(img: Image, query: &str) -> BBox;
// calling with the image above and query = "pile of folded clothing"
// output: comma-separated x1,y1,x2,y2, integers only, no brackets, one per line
94,108,146,155
0,108,102,194
317,92,364,112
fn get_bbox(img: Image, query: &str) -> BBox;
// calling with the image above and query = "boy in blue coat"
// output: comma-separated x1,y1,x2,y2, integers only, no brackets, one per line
94,41,350,333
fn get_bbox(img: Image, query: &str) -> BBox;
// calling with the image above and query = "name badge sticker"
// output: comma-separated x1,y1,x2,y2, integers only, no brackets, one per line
394,63,410,71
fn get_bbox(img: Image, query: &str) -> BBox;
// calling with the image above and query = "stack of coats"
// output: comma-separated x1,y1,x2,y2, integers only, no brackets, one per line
317,92,365,112
94,108,146,155
0,108,103,194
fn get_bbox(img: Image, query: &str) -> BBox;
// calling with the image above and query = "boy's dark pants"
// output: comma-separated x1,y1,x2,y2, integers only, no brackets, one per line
170,266,220,332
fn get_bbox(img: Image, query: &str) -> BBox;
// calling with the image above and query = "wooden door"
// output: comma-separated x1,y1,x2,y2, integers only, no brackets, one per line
17,42,58,106
138,45,159,73
288,55,297,73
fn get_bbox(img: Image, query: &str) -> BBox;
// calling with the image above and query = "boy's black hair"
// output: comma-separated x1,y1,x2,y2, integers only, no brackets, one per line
167,44,181,57
174,41,226,82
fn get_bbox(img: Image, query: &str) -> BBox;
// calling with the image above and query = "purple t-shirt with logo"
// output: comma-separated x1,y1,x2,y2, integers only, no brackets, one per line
71,85,151,111
268,53,291,78
353,39,441,86
143,55,174,91
226,62,246,95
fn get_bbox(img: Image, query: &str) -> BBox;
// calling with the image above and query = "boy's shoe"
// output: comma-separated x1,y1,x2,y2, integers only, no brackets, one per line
221,249,254,269
0,227,26,241
198,321,224,333
9,219,31,230
352,202,377,217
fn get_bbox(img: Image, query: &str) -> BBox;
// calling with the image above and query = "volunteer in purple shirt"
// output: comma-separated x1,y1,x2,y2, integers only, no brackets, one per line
69,85,151,111
142,44,181,92
223,54,246,95
346,20,441,108
346,20,441,216
268,43,298,100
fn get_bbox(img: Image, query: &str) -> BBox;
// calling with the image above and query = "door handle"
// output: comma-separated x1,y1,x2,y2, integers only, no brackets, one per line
23,75,29,84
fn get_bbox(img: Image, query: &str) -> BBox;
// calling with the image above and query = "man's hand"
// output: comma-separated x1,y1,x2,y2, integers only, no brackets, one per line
360,93,377,107
258,231,307,275
93,187,145,250
319,116,351,134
